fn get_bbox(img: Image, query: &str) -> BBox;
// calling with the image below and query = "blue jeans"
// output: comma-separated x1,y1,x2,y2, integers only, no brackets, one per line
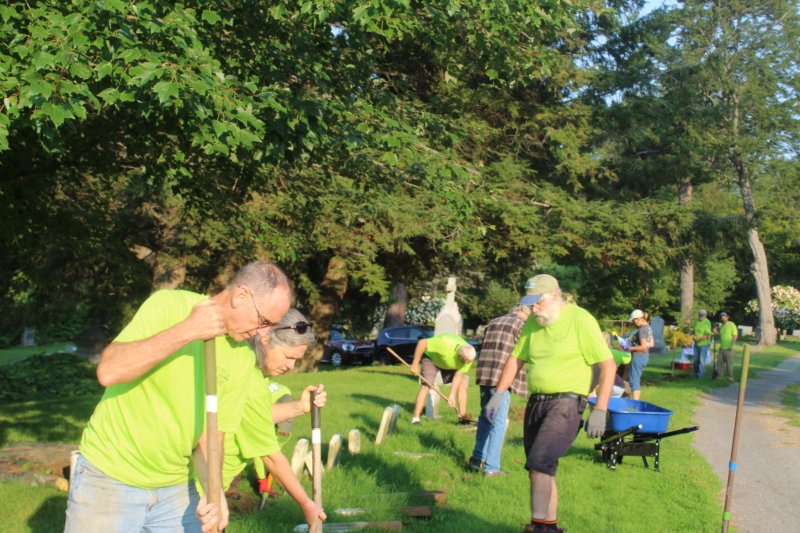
471,386,510,473
629,355,649,392
65,453,202,533
694,344,710,378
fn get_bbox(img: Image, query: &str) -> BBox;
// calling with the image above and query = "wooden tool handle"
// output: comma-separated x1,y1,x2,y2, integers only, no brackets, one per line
204,339,221,533
386,347,449,401
311,391,323,533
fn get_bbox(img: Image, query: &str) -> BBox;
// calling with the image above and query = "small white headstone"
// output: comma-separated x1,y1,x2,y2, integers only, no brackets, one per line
347,429,361,454
21,327,36,347
424,372,443,419
388,404,400,434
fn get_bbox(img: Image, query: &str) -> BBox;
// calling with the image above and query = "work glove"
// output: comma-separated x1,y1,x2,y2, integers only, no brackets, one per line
585,407,607,439
485,392,504,424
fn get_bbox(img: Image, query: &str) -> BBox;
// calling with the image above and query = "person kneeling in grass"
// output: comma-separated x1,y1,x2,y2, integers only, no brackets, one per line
196,309,327,531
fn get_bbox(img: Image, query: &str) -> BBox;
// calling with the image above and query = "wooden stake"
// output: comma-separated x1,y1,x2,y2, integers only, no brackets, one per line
291,438,309,477
721,344,751,532
204,339,221,533
375,406,394,445
311,391,323,533
327,434,343,470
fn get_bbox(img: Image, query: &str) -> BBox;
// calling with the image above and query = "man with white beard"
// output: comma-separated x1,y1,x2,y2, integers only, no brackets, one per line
487,274,616,533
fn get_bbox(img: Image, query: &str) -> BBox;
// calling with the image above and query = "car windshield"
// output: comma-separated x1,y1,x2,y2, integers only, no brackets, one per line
329,329,353,341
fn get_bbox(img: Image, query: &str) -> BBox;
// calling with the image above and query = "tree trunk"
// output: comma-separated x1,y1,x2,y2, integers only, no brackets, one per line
678,179,694,328
297,256,349,373
383,282,408,328
732,150,776,345
131,245,187,291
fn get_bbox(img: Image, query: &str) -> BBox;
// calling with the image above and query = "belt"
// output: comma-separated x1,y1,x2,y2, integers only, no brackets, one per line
529,392,584,402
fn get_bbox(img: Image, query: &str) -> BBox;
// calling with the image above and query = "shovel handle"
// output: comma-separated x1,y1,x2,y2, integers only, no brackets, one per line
311,391,323,533
204,339,221,533
386,347,449,402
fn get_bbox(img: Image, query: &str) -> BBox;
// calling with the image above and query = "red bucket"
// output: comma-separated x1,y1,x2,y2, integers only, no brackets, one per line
672,361,691,370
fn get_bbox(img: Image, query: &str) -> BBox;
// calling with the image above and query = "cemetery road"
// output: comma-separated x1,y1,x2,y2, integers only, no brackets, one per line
693,353,800,533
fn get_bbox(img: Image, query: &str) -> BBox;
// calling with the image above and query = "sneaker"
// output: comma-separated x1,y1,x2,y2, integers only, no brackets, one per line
521,525,565,533
467,457,483,471
410,417,420,425
458,416,474,425
483,470,509,477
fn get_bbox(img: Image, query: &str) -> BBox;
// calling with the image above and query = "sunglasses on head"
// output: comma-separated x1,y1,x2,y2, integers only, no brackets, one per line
271,321,312,334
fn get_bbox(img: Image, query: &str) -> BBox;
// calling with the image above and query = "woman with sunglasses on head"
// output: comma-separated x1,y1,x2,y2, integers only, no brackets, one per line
196,309,327,531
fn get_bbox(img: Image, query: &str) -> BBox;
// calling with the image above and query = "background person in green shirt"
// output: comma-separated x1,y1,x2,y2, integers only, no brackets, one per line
490,274,616,533
66,261,292,533
693,309,713,378
714,312,738,380
409,333,477,424
197,309,327,531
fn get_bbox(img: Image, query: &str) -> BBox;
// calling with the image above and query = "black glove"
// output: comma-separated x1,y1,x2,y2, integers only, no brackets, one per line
586,407,607,438
485,393,504,424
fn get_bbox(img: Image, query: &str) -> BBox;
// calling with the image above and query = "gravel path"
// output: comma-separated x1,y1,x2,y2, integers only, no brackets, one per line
693,353,800,533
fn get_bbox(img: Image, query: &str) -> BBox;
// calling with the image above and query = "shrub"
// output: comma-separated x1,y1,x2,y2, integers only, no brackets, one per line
746,285,800,330
0,353,103,403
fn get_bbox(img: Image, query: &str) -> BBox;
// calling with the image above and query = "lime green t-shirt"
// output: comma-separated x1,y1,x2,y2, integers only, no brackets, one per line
80,290,255,489
719,321,738,349
425,334,473,373
511,304,612,395
610,348,632,366
694,318,712,346
220,369,281,490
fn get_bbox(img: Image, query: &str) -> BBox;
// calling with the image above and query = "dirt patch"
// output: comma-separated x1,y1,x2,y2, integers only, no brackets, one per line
0,441,74,491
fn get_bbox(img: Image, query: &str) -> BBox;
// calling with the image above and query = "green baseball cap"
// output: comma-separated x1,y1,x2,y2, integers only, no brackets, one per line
518,274,559,306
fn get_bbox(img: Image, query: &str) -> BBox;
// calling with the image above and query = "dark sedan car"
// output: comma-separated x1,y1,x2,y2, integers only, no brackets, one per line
373,325,483,365
373,325,435,364
320,327,374,367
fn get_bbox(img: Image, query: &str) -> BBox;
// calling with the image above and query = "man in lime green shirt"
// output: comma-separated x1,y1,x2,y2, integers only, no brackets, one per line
491,274,616,533
65,261,292,533
714,312,738,380
409,333,476,424
693,309,713,378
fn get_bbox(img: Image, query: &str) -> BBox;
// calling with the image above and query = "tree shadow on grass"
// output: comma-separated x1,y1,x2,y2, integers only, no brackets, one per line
0,395,99,447
28,494,67,533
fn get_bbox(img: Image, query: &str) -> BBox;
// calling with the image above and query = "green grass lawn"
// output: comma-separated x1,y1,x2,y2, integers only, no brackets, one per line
0,341,797,533
0,343,70,365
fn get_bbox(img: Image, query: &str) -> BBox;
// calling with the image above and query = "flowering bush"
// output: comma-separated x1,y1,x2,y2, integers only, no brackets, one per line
370,294,445,329
746,285,800,330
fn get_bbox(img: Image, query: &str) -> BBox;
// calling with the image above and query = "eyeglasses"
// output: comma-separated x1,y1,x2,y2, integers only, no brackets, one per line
244,286,281,328
271,321,313,335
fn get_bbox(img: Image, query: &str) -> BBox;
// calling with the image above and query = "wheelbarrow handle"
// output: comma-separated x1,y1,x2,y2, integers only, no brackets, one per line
598,425,642,445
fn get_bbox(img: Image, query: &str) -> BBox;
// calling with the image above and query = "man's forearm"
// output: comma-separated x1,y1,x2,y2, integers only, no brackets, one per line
272,402,305,423
495,356,523,394
97,323,196,386
593,358,616,411
263,453,312,505
410,340,427,367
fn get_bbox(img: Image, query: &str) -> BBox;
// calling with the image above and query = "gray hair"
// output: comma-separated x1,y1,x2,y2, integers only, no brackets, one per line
228,260,293,299
249,308,316,369
459,344,476,363
510,304,531,316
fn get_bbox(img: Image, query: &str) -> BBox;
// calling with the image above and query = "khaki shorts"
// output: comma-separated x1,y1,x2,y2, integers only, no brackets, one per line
421,356,457,385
